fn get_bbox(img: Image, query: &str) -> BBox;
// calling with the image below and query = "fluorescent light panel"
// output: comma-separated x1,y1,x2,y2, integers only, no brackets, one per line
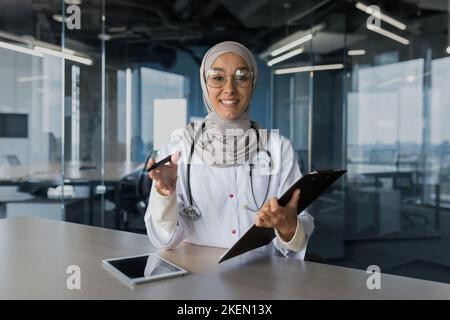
348,49,366,56
0,40,92,66
0,41,43,57
267,48,304,66
367,24,409,45
52,14,66,23
447,46,450,54
34,46,92,65
17,75,46,82
65,0,82,5
356,2,406,30
271,33,313,57
34,45,76,56
274,64,344,75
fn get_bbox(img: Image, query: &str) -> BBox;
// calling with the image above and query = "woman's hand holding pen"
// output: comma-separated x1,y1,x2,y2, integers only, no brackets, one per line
254,189,301,242
147,151,180,196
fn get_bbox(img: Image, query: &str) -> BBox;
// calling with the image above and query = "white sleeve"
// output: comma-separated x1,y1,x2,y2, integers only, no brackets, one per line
144,130,192,249
144,175,193,249
147,184,178,244
274,218,307,252
270,137,315,260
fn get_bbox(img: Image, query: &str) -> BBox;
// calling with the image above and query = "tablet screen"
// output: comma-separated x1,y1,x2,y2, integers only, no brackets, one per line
107,254,183,279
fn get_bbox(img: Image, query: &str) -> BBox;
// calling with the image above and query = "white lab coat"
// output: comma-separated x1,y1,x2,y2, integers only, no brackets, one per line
144,127,315,261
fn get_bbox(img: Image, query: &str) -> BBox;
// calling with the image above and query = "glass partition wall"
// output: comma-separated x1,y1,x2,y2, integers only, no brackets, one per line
271,1,347,259
0,0,109,226
339,1,450,283
0,0,449,284
0,1,66,221
269,0,450,282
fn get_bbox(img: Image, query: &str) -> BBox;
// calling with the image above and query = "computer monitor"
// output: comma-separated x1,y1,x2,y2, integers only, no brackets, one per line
0,113,28,138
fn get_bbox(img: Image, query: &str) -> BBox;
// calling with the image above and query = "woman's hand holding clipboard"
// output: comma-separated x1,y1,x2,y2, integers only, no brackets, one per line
219,170,347,263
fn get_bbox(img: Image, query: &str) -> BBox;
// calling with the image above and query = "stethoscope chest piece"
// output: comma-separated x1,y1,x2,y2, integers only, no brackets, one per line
184,205,201,221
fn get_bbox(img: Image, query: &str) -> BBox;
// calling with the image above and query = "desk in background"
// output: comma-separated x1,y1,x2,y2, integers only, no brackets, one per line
0,162,140,228
0,217,449,299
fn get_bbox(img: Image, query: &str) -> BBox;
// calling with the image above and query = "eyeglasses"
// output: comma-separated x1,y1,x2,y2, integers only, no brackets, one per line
206,68,254,88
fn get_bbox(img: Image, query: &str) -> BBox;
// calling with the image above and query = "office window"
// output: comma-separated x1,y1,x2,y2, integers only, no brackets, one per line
139,68,188,161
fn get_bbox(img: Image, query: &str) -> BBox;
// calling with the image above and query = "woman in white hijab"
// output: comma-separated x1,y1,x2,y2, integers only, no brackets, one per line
144,41,314,260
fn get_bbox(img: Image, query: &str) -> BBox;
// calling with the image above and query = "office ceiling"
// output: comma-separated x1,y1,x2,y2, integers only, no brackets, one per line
0,0,447,68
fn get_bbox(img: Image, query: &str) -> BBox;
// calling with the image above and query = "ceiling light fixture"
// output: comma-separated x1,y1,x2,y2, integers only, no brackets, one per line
0,41,43,57
367,24,409,45
52,14,67,23
65,0,82,5
0,31,93,66
98,33,112,41
347,49,366,56
34,46,93,65
271,33,313,57
267,48,304,66
274,63,344,75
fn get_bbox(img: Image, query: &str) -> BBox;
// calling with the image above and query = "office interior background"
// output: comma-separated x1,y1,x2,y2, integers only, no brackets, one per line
0,0,449,285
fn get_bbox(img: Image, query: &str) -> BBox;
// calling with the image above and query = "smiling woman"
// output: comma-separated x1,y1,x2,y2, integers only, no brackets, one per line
144,41,314,262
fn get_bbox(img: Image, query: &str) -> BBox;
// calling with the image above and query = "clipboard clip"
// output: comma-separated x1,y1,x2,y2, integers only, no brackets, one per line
311,170,336,175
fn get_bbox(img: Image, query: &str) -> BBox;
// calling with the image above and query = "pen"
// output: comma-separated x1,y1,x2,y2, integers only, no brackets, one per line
146,154,173,172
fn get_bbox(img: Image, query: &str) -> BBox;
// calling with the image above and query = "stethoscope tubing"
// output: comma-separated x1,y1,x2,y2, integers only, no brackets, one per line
185,122,272,220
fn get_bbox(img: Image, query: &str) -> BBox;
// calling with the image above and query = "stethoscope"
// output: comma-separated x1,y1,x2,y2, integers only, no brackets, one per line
184,122,272,221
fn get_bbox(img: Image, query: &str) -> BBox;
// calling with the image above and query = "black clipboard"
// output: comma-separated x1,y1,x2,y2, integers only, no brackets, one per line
218,170,346,263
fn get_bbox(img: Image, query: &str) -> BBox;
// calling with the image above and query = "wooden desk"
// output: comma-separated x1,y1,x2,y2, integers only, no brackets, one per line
0,217,449,299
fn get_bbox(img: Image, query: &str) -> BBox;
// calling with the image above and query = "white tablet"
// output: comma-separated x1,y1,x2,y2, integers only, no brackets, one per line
102,253,188,287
